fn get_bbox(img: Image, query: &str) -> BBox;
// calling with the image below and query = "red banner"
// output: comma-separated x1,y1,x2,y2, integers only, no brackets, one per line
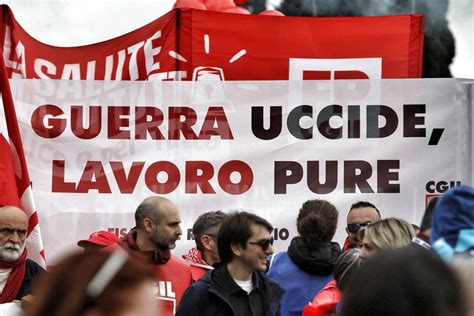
0,5,423,81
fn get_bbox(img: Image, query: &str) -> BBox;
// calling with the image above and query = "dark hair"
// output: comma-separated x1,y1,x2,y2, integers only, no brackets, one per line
134,199,162,229
349,201,381,218
340,246,467,316
420,198,438,233
25,251,155,316
217,211,273,264
296,199,338,241
193,211,228,252
334,248,361,292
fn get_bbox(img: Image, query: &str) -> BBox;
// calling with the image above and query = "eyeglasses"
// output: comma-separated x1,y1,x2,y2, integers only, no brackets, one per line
248,237,274,251
347,222,372,234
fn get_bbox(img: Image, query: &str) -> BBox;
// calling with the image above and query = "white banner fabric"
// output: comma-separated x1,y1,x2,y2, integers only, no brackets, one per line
3,78,473,263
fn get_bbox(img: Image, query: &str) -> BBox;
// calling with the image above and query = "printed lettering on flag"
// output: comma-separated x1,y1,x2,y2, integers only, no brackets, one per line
0,5,423,81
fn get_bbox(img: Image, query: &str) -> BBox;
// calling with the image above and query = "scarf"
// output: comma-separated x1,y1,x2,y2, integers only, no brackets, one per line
287,236,341,275
0,248,27,303
182,248,212,268
118,228,170,265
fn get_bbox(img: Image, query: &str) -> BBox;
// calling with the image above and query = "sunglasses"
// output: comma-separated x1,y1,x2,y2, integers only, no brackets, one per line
347,221,372,234
248,237,274,251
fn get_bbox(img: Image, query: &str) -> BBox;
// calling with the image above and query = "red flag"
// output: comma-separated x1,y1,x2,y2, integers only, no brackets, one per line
0,55,46,267
0,5,422,80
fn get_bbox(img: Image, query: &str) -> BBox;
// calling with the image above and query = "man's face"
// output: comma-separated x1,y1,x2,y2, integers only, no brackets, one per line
207,226,221,263
236,224,274,273
200,225,221,264
0,207,28,262
346,206,380,247
150,202,182,250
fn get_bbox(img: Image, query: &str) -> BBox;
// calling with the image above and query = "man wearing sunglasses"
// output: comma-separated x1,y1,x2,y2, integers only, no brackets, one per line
344,201,381,250
177,211,283,316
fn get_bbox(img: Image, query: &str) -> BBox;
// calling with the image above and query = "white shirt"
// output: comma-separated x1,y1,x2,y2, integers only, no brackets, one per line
233,278,254,295
0,268,12,294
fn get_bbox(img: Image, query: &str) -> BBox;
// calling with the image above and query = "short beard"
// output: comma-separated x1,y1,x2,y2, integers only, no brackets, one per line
151,228,171,250
0,241,26,262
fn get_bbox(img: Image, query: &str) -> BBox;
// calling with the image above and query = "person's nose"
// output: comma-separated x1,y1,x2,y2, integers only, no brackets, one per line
176,225,182,236
9,231,23,244
266,243,274,255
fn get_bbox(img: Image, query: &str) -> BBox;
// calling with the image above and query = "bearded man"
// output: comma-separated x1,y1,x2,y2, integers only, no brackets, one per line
117,197,192,316
0,206,44,303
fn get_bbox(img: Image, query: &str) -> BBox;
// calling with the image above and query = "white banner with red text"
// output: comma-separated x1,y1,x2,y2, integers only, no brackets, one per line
3,78,473,263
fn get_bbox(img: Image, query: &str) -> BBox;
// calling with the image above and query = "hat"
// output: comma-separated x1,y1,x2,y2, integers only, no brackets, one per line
77,231,119,248
430,185,474,261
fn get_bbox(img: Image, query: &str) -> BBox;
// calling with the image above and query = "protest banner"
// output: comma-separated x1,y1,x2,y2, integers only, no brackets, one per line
5,78,472,264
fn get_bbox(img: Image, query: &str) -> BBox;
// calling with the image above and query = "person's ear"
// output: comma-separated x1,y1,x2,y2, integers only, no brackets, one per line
143,218,155,233
230,242,243,257
200,235,213,251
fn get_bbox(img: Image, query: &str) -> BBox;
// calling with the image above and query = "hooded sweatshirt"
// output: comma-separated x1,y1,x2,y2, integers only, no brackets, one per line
267,237,341,316
430,185,474,261
118,229,193,316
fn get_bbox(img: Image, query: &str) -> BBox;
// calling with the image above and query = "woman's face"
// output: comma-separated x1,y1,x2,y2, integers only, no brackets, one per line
359,236,379,260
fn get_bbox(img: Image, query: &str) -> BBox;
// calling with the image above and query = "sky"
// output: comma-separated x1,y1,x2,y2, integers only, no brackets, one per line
1,0,472,78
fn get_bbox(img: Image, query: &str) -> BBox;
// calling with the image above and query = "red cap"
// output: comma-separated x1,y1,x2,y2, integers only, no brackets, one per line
77,231,119,248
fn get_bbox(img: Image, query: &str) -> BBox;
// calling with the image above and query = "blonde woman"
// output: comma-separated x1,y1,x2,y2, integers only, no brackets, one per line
359,218,415,259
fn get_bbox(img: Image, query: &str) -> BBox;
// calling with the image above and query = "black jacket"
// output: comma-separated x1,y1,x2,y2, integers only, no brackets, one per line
16,259,45,300
176,264,283,316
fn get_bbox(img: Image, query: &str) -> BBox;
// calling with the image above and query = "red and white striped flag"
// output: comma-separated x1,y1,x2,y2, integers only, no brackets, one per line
0,55,46,267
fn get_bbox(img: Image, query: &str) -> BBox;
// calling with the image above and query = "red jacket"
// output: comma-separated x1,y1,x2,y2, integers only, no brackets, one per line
152,256,193,315
302,280,341,316
118,229,193,316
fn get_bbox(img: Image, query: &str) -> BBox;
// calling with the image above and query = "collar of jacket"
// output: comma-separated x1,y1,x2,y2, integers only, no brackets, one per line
287,236,342,275
118,228,171,265
201,264,284,316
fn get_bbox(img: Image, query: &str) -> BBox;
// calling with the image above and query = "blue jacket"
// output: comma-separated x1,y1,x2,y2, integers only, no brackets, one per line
267,237,341,316
177,263,284,316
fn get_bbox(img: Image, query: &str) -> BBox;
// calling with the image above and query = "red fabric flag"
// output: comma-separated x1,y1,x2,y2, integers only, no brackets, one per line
0,54,46,267
0,135,20,208
0,5,423,81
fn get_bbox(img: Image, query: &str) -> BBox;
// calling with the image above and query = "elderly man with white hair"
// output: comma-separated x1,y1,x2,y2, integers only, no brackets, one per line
0,206,44,303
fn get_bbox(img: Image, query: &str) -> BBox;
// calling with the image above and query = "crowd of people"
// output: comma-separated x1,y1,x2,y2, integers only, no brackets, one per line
0,185,472,315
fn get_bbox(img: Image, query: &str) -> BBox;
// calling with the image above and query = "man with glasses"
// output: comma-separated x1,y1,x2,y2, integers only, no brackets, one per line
177,211,283,316
0,206,44,303
344,201,381,251
117,196,192,316
267,199,341,316
182,211,228,280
